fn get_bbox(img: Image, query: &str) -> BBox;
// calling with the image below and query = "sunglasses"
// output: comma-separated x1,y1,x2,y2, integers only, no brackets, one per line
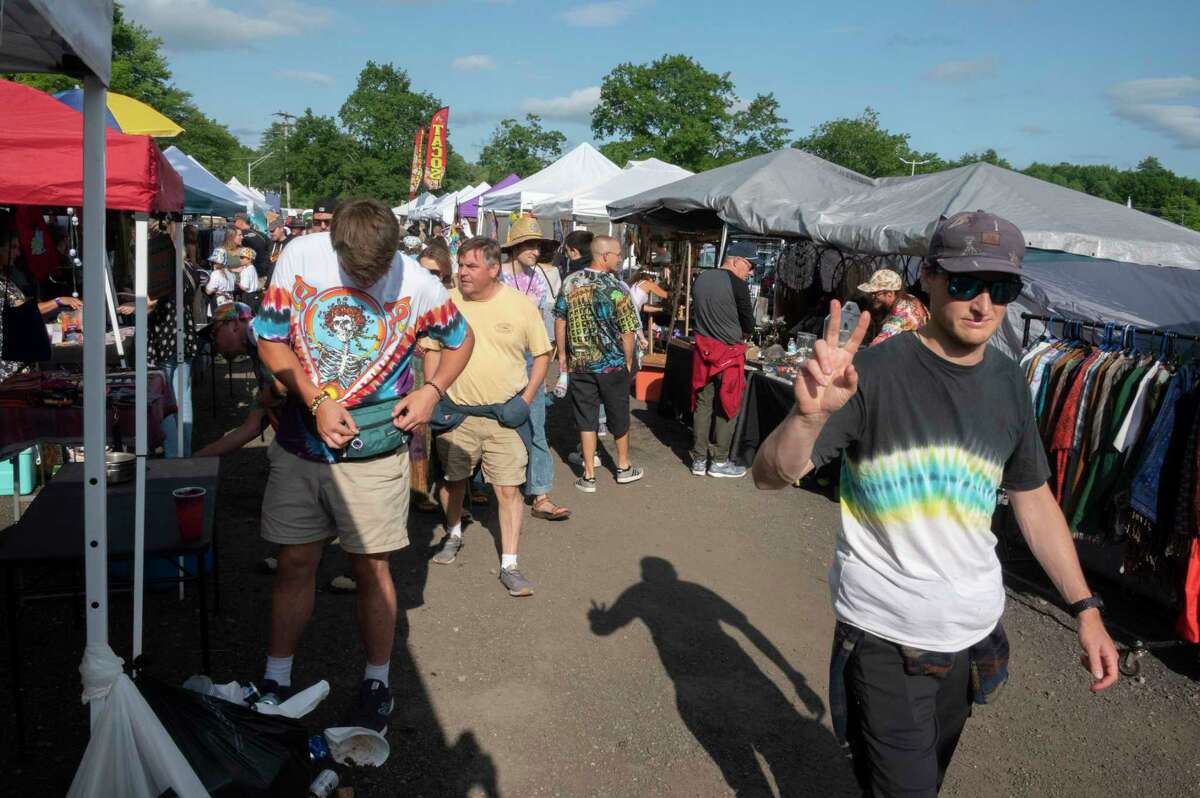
311,218,331,229
941,272,1024,305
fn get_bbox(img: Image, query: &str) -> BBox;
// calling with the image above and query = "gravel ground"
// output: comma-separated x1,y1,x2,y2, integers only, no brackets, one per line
2,358,1199,797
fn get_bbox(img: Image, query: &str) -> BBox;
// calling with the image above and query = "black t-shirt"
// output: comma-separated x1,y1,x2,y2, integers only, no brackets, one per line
810,331,1050,650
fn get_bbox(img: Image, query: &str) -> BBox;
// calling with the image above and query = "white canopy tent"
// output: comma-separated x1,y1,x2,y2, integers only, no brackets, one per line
225,176,267,210
533,157,692,222
480,143,620,214
0,0,116,730
410,182,492,225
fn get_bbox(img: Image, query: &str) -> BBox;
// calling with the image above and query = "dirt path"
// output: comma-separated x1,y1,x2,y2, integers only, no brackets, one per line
4,362,1199,796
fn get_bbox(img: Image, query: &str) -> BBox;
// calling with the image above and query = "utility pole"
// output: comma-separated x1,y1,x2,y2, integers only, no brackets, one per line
899,155,933,176
272,111,296,209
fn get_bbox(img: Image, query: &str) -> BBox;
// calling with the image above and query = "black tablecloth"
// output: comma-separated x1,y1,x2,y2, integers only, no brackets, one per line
731,372,795,466
0,457,219,563
658,339,695,421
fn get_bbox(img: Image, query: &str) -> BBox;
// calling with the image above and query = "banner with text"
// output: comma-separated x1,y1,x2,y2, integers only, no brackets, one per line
423,107,449,190
408,126,426,200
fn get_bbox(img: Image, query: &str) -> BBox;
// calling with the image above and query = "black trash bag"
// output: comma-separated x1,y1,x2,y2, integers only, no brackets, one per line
136,676,310,798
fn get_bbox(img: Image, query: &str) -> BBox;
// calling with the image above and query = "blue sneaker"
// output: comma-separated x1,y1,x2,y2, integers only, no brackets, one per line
707,461,747,479
691,457,708,476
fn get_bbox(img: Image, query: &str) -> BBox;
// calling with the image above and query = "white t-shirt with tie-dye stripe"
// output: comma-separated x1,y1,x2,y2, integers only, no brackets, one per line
811,332,1050,652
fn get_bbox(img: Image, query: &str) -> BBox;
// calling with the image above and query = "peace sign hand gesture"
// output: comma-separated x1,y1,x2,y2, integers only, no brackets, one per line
794,300,871,419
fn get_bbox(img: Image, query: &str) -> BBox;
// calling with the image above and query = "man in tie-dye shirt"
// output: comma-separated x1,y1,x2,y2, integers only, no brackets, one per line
251,198,473,734
753,211,1117,795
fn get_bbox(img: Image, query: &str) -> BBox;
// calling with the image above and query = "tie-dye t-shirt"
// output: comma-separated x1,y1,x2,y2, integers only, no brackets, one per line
553,269,639,374
811,332,1050,651
253,232,468,463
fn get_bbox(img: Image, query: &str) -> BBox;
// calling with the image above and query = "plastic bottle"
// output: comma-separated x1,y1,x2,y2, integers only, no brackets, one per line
553,372,570,398
309,769,339,797
786,337,797,356
309,733,332,763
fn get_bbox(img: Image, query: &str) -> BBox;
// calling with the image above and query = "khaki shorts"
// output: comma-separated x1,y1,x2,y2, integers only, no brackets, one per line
436,416,527,486
261,441,411,554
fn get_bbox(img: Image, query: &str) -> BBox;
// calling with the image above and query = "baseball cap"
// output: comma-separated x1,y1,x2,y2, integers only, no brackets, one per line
312,197,339,216
268,218,286,232
206,247,227,266
238,247,255,260
198,301,253,341
857,269,903,293
927,210,1025,275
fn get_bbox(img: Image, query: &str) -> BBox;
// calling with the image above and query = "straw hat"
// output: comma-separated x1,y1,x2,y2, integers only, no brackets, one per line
502,216,555,252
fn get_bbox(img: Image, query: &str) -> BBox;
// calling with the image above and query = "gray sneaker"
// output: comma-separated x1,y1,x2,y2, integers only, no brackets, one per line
431,532,464,564
500,567,534,597
574,475,597,493
708,461,747,479
690,457,707,476
568,449,601,468
615,465,644,484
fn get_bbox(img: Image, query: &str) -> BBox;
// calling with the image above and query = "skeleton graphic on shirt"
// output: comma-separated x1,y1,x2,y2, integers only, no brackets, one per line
315,301,371,390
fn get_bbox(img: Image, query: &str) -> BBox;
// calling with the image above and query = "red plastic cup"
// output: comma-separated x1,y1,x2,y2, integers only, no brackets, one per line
173,486,207,543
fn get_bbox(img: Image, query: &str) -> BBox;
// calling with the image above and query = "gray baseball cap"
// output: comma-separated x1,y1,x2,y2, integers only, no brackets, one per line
928,210,1025,275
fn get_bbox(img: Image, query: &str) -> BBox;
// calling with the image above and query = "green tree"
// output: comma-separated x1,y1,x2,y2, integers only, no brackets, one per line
7,3,251,180
251,112,358,208
591,54,790,171
946,148,1013,170
793,107,942,177
1161,194,1200,230
477,115,567,184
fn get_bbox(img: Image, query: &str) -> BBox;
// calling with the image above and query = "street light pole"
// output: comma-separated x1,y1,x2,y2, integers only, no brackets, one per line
899,155,933,176
248,152,274,188
273,111,296,209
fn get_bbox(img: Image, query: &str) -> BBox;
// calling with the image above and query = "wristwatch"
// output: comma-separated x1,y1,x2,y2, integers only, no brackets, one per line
1067,595,1104,617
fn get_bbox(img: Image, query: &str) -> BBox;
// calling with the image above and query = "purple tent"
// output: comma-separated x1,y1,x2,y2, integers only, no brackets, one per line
458,173,520,219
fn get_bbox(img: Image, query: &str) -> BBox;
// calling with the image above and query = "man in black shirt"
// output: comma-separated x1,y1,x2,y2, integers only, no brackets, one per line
753,211,1118,796
233,213,270,276
689,254,754,478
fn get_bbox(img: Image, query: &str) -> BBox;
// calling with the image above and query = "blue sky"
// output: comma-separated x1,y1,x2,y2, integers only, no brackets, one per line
125,0,1200,177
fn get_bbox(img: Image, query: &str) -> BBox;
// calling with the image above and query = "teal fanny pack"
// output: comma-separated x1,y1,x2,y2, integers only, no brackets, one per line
340,401,410,460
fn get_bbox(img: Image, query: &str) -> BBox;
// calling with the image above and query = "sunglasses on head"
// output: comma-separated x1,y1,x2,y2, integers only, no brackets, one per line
933,265,1023,305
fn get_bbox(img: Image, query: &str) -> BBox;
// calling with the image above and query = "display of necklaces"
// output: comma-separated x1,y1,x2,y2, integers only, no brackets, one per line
1020,315,1200,643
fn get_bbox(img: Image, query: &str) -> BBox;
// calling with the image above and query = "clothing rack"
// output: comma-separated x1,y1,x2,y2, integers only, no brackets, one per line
1020,313,1200,351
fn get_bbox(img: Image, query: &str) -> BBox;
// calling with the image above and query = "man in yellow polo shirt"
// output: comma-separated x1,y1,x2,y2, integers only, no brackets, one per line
423,237,552,596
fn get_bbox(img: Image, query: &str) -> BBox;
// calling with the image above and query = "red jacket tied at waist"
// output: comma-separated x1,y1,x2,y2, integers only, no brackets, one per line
691,335,747,418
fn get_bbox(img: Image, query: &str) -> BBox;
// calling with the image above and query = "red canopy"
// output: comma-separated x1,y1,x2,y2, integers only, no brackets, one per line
0,79,183,213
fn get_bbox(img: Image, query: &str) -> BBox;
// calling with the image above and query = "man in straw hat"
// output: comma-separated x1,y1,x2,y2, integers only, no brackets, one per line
857,268,929,346
754,211,1116,794
500,216,571,521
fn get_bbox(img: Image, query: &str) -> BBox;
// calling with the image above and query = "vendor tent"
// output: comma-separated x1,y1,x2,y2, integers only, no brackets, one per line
413,182,493,224
0,0,112,83
480,143,619,214
458,174,520,219
163,145,245,217
795,161,1200,271
0,79,184,212
226,176,267,206
534,158,692,221
608,148,873,234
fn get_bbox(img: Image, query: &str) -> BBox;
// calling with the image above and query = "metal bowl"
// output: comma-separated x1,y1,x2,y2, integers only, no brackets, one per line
105,452,136,484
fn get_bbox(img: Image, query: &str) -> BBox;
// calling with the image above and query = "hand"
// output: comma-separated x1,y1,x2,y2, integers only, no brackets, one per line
58,296,83,310
587,599,611,634
116,303,135,316
315,399,357,449
795,300,871,418
1077,611,1119,692
392,384,439,431
787,668,826,720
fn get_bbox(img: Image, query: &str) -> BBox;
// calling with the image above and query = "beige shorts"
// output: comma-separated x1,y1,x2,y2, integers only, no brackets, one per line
260,441,411,554
436,416,527,486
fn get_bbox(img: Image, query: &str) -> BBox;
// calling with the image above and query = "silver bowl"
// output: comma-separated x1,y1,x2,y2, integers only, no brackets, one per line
104,452,136,484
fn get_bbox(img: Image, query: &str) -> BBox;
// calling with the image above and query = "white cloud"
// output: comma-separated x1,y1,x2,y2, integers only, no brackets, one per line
452,54,497,72
122,0,332,52
925,57,997,83
519,86,601,122
562,0,643,27
277,69,335,86
1108,78,1200,149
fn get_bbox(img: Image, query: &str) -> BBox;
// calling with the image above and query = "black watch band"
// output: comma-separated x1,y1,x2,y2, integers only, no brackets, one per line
1067,595,1104,617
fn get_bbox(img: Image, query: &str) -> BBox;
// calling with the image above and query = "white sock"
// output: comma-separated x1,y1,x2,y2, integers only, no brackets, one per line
264,654,293,687
364,660,390,687
448,522,463,539
501,553,518,571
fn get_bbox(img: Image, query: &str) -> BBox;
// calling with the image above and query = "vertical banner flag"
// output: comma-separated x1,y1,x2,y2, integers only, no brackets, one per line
408,126,426,200
423,107,450,190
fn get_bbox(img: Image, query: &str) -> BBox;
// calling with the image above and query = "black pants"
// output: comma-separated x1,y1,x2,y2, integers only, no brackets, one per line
846,630,971,797
569,368,631,437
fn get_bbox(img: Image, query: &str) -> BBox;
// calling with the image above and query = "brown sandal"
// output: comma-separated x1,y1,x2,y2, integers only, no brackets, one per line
531,497,571,521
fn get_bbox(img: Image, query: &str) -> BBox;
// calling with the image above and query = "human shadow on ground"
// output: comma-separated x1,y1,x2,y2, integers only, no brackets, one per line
631,406,694,469
588,557,857,797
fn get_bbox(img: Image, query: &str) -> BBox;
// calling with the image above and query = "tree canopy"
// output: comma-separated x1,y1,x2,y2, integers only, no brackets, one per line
591,54,791,172
477,115,567,184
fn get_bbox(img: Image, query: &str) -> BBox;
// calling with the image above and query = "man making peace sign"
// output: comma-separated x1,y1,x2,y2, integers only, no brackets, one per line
753,211,1118,797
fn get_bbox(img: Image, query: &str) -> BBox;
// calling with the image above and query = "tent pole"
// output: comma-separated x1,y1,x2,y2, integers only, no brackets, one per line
684,241,694,337
133,214,149,669
103,253,125,368
717,223,729,264
81,74,110,728
174,222,185,455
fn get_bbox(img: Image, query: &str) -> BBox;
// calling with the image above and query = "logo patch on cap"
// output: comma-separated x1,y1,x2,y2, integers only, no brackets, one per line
982,231,1001,246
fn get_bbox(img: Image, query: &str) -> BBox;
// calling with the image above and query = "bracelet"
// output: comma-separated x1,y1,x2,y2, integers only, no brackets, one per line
425,381,445,400
309,391,332,416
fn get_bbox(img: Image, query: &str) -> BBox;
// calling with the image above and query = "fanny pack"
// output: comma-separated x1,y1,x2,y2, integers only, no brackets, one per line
339,401,410,460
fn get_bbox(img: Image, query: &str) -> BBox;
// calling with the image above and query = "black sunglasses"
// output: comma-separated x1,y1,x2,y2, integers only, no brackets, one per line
932,266,1023,305
311,218,331,229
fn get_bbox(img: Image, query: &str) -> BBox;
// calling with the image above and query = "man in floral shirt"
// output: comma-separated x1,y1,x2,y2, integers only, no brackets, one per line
858,269,929,346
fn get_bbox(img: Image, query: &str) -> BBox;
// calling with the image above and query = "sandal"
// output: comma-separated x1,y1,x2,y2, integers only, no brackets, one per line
531,497,571,521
